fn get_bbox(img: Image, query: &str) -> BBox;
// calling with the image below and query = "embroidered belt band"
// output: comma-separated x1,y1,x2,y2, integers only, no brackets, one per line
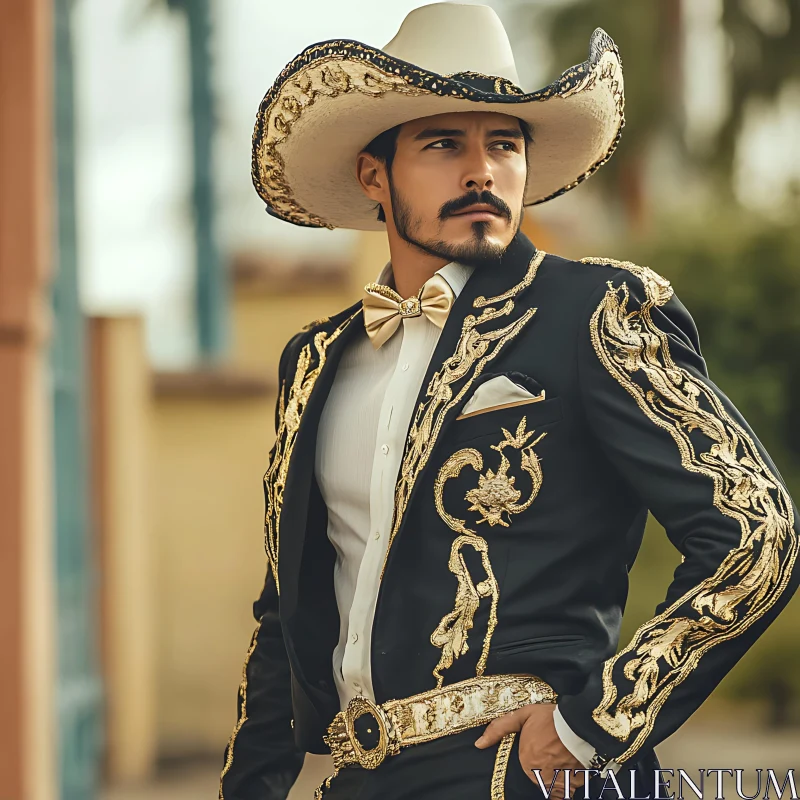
323,674,557,770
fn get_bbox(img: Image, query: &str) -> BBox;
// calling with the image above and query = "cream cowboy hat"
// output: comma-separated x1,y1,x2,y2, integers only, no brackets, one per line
252,2,624,231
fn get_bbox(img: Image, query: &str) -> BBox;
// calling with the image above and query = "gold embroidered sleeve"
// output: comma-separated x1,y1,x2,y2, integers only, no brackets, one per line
556,266,800,764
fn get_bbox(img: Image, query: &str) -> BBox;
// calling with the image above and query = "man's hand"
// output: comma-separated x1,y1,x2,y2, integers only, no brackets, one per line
475,703,584,800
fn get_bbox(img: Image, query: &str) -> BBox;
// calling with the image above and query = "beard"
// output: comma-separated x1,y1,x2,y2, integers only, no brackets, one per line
388,180,522,271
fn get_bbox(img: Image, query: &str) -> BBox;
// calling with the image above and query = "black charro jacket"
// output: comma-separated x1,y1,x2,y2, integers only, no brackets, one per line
218,232,800,799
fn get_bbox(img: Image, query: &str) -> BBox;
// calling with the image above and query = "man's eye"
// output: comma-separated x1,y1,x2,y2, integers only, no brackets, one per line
492,141,518,152
428,139,457,149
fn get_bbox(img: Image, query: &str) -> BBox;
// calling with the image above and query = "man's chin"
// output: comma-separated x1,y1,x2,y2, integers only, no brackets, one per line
409,236,508,270
449,234,508,252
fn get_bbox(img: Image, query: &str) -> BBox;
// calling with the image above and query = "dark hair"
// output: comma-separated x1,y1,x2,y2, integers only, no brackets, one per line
362,118,534,223
362,124,402,222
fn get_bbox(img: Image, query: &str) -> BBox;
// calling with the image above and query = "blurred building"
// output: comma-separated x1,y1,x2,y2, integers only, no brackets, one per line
0,2,58,798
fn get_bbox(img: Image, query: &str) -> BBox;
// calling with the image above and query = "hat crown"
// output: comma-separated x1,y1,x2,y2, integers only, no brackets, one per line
382,3,520,86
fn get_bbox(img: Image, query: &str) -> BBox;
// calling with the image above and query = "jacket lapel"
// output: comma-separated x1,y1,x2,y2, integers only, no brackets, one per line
419,232,538,407
380,232,544,577
277,303,364,619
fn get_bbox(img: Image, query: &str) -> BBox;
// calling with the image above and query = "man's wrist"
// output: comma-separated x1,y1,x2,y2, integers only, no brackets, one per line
553,706,619,777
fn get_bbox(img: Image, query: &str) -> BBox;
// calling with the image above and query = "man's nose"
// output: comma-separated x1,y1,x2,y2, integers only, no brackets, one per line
462,156,494,193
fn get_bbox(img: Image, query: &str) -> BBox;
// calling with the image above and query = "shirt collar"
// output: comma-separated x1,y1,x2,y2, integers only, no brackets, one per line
375,260,475,300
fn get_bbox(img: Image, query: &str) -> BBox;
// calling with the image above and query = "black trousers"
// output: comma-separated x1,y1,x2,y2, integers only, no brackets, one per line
316,726,661,800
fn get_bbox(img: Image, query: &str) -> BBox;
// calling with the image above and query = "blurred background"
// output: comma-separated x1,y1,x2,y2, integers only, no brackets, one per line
2,0,800,798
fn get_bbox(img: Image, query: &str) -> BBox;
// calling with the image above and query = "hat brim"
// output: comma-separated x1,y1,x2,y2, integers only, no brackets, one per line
252,28,624,231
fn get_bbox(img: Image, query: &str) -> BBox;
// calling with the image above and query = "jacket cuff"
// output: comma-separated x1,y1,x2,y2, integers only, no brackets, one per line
553,706,620,777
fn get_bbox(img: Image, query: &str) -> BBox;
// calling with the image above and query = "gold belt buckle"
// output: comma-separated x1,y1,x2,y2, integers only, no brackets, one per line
343,696,398,769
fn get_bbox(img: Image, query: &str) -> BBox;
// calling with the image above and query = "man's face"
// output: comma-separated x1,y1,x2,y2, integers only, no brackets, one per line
381,111,528,268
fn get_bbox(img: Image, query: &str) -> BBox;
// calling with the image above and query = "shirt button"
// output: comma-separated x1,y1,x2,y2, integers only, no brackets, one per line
380,444,389,455
402,363,409,371
374,531,381,540
351,633,359,644
354,683,362,694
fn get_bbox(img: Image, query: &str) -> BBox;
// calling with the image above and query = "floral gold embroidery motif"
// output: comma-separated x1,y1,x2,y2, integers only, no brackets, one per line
431,418,546,686
381,250,546,582
467,418,546,527
264,313,359,592
587,261,798,762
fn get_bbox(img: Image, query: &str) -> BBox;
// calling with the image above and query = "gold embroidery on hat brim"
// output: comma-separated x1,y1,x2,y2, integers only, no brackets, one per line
441,70,526,96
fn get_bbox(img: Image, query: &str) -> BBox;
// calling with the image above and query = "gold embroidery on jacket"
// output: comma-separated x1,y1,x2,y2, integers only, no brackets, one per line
580,257,673,305
264,312,359,593
467,418,546,527
491,732,517,800
219,617,263,798
302,315,331,331
588,265,798,762
431,418,546,686
381,250,546,582
313,771,338,800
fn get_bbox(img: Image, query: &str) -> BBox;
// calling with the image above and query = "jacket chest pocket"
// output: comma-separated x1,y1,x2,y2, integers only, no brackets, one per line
451,395,563,445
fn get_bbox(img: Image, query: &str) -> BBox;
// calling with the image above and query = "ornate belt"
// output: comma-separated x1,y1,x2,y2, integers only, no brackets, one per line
323,674,557,771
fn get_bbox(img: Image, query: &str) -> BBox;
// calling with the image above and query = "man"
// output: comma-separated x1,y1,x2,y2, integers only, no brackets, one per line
219,4,800,800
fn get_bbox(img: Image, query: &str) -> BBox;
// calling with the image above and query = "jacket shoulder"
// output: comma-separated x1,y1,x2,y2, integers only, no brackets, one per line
559,254,702,359
578,256,673,302
300,298,362,334
279,299,362,373
537,252,673,307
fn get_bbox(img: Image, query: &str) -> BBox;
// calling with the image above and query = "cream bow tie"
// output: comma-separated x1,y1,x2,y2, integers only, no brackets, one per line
362,273,455,349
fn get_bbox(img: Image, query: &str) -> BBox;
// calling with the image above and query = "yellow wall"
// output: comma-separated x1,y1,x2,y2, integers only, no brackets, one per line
98,233,393,771
233,289,349,373
92,316,158,782
151,390,277,754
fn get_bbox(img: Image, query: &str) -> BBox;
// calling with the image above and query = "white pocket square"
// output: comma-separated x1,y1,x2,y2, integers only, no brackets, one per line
457,375,545,420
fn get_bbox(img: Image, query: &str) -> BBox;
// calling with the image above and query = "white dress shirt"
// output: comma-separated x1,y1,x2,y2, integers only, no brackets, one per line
313,259,612,773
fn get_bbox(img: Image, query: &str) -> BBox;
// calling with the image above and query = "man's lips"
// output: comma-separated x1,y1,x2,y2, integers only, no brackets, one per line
449,204,505,220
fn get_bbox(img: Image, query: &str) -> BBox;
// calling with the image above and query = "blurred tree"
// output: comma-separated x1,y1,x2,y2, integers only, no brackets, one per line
718,0,800,171
633,213,800,467
509,0,684,225
147,0,228,359
510,0,800,223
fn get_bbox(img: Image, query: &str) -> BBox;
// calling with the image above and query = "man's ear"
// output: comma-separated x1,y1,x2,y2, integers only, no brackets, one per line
355,152,387,203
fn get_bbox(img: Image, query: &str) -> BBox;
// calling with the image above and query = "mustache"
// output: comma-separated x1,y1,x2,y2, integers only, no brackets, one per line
438,190,512,221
